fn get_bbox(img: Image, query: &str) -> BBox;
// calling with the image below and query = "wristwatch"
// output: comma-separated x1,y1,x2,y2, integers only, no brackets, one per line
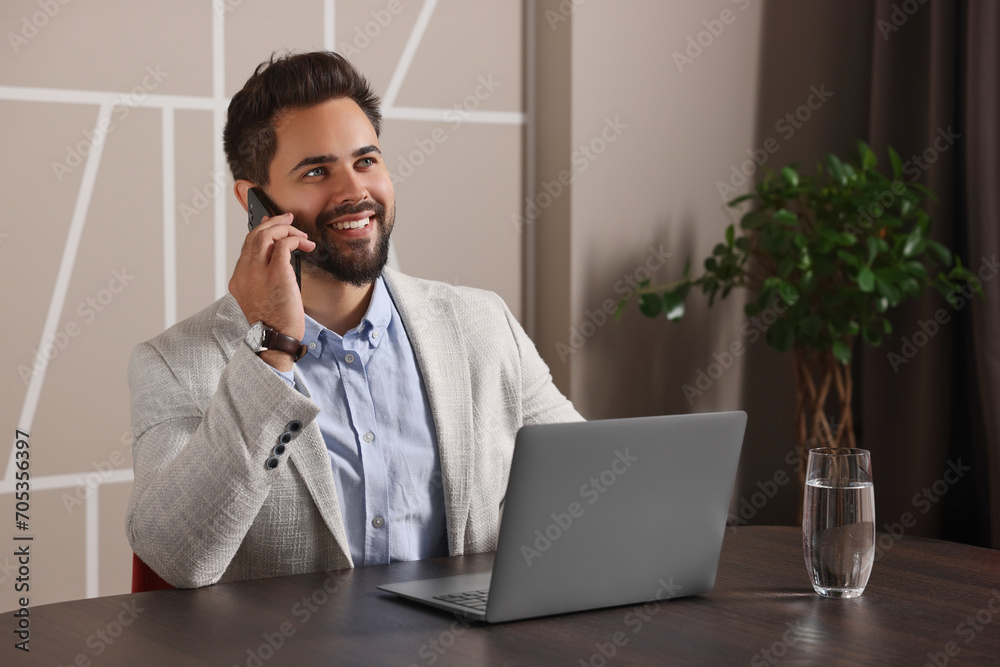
245,321,308,361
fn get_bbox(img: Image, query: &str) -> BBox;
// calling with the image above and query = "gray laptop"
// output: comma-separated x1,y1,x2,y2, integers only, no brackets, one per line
378,411,747,623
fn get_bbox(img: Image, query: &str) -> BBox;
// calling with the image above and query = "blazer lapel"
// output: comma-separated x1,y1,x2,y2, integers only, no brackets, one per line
383,269,475,556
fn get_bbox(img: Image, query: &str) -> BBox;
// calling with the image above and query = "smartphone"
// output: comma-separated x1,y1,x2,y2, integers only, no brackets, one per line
247,187,301,289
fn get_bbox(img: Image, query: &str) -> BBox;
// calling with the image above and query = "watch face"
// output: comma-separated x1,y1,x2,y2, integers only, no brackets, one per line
246,321,265,352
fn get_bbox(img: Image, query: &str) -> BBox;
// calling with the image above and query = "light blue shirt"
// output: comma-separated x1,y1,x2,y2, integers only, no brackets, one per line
272,276,447,566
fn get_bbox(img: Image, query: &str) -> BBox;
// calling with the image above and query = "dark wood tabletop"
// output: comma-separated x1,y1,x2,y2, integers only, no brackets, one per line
8,526,1000,666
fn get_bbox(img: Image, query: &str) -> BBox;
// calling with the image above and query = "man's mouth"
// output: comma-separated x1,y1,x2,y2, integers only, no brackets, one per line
331,216,372,230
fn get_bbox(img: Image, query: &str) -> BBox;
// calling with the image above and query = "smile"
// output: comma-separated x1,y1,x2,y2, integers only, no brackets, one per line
331,216,371,230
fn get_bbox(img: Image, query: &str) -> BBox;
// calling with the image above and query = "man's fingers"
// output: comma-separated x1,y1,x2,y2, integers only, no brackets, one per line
246,216,311,259
269,235,316,267
239,212,290,261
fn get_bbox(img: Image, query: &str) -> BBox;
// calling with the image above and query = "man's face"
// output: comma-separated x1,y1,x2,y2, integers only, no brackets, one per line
265,97,395,287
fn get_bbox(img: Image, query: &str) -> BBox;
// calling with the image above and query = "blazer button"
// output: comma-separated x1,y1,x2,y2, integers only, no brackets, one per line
272,443,286,457
278,431,293,445
286,421,302,433
265,456,280,470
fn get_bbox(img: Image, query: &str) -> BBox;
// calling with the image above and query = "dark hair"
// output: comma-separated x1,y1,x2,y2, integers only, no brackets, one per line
223,51,382,186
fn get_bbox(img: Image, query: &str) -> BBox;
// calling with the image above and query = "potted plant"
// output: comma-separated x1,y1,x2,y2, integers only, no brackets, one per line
620,141,973,487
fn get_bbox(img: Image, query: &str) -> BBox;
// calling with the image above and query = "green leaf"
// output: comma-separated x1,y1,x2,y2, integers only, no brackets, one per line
614,297,628,319
773,209,797,226
858,266,875,292
705,257,718,272
832,339,852,365
713,243,727,256
781,166,800,187
638,292,662,317
905,260,928,280
866,236,879,265
926,239,952,267
766,318,796,352
826,154,848,186
902,228,925,258
777,282,799,306
876,277,901,305
662,283,691,321
837,250,861,268
725,224,735,247
740,211,767,230
888,146,903,180
899,277,921,296
726,193,755,206
858,141,877,171
909,181,939,203
862,323,882,346
735,237,750,251
797,248,812,271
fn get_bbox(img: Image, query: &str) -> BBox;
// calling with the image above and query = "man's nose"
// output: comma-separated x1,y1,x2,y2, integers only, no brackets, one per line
330,167,369,204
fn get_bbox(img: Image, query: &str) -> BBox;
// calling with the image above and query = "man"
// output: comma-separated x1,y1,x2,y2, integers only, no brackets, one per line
126,51,581,588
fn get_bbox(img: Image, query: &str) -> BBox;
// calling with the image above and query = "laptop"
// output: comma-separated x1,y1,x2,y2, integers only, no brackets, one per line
378,411,747,623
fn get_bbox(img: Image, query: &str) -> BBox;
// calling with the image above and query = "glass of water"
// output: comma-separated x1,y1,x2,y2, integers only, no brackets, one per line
802,448,875,598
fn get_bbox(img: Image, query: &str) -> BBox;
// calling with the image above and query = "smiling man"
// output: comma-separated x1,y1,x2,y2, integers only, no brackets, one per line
125,51,581,588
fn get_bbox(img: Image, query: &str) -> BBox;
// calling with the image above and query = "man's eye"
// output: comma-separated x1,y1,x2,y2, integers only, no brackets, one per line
358,157,376,167
303,166,326,177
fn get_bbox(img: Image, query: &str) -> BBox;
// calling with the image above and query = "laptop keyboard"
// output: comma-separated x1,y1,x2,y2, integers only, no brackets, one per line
434,589,490,612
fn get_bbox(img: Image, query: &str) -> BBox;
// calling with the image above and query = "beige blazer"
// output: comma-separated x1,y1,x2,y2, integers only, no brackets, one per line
126,269,582,587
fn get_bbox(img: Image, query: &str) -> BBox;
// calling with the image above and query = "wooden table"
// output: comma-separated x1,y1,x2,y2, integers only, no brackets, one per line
9,526,1000,665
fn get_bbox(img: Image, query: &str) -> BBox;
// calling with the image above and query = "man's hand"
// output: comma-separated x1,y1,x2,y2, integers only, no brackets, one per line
229,213,316,369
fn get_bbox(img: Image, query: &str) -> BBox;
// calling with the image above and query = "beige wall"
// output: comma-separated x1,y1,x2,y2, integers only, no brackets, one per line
532,0,764,419
0,0,524,610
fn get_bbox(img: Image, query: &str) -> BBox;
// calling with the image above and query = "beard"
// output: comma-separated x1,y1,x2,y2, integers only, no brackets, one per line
300,199,395,287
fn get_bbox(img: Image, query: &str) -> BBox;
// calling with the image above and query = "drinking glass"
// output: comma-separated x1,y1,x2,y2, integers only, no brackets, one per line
802,448,875,598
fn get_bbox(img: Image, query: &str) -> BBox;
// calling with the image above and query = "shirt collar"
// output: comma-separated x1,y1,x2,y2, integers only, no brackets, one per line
300,275,392,359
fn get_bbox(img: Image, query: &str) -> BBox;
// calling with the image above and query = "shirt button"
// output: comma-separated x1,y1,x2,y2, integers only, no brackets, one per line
308,342,317,350
372,330,381,339
362,432,374,443
371,516,384,528
345,353,355,364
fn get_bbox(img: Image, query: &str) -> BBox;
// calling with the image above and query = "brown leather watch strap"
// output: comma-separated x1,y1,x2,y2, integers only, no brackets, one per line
261,328,309,362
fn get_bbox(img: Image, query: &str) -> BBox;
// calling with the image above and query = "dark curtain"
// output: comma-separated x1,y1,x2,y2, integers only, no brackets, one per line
964,1,1000,547
743,0,999,547
862,0,999,548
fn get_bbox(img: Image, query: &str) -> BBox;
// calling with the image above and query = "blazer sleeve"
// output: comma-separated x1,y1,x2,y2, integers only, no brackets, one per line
496,293,585,425
125,340,320,588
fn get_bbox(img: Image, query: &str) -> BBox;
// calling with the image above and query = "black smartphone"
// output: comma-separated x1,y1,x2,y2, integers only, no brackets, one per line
247,187,301,289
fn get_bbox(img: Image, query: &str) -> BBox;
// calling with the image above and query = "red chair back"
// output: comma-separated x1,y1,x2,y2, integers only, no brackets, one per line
132,553,175,592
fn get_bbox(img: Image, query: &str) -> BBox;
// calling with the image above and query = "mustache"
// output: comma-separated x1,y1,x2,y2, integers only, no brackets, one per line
315,200,383,226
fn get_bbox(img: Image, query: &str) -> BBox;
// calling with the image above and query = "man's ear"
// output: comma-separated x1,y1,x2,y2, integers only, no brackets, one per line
234,180,254,213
